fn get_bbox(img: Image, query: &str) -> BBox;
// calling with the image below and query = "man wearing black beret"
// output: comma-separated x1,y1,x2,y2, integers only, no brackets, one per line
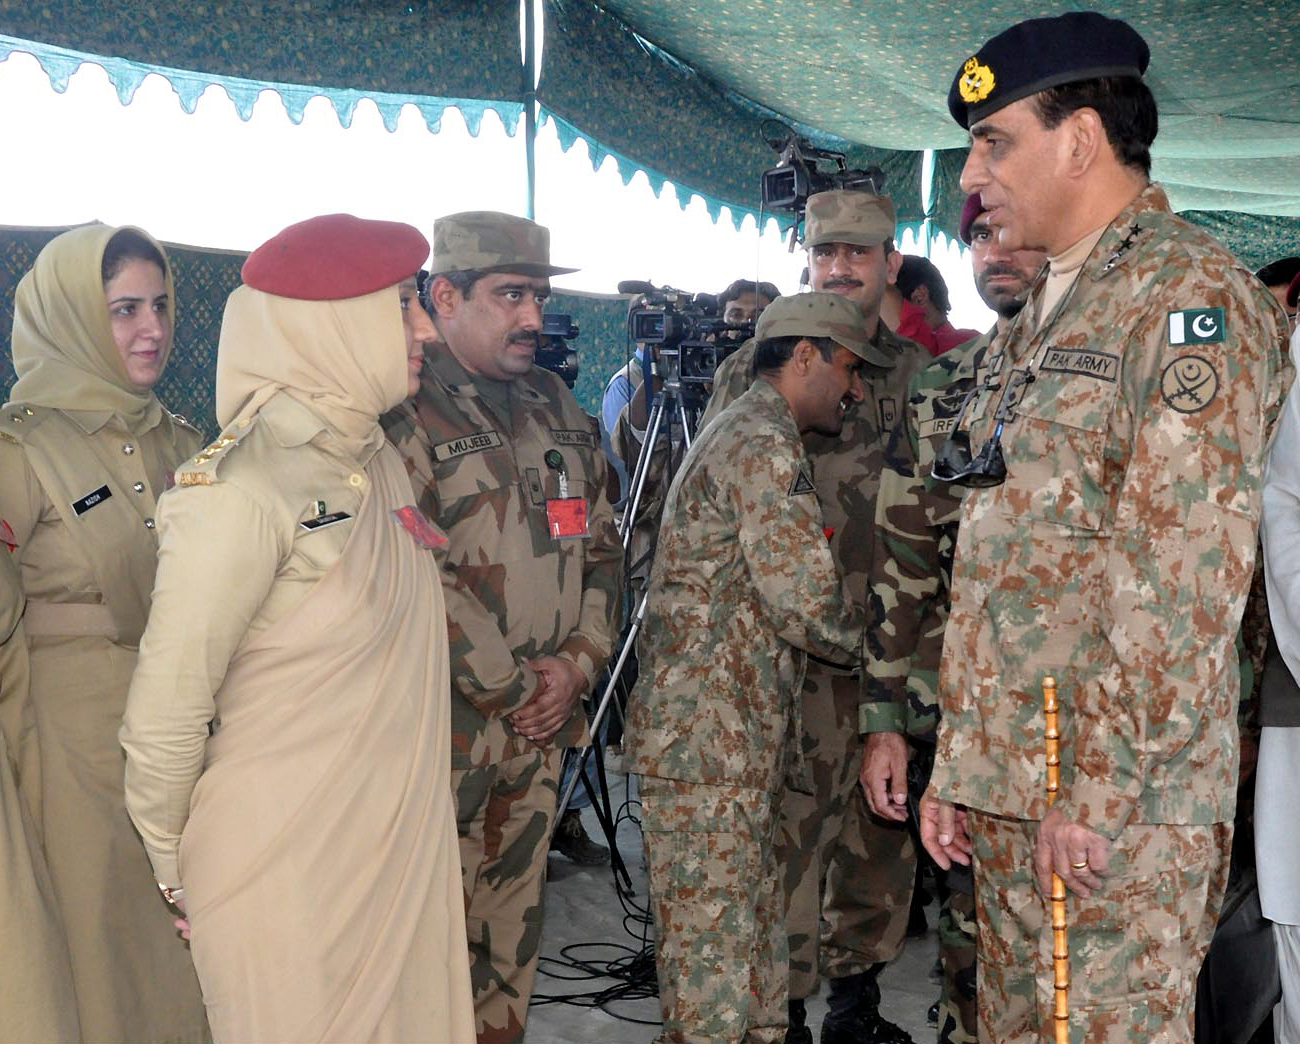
920,11,1293,1043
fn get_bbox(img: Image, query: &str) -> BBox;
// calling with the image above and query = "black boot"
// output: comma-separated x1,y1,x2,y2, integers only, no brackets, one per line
784,999,813,1044
548,808,610,865
819,967,914,1044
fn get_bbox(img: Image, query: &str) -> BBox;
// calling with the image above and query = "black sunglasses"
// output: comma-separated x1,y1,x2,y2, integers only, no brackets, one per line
931,368,1035,487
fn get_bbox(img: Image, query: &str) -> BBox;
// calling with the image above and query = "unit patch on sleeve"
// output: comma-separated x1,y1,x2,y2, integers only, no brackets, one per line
1160,355,1219,414
1039,347,1118,382
788,468,816,496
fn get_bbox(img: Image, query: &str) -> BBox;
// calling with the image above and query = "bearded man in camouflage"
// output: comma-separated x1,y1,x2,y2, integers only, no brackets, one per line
383,211,622,1044
920,14,1292,1043
858,191,1045,1044
627,292,876,1044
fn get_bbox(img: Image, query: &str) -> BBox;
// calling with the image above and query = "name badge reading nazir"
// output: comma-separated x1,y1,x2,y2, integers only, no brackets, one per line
546,497,590,540
72,484,112,516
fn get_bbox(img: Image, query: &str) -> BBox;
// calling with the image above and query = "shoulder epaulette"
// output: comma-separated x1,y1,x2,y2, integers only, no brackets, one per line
175,417,256,486
0,403,51,443
166,409,203,437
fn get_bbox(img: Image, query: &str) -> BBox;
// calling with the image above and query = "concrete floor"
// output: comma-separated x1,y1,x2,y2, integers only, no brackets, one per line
526,771,941,1044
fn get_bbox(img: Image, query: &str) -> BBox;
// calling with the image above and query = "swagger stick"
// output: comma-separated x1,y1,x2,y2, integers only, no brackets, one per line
1043,675,1070,1044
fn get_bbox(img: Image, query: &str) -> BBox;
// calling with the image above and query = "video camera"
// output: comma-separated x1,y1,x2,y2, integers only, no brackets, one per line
759,120,886,247
618,280,753,388
535,313,580,388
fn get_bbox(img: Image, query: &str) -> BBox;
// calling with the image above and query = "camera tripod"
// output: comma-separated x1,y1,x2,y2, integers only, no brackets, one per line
552,366,707,891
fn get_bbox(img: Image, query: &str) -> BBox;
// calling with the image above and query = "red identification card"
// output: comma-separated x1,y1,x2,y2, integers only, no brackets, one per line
546,497,590,540
393,506,449,550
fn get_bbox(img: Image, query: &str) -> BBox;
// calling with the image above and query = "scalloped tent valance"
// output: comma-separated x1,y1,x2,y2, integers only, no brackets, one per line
3,0,1298,259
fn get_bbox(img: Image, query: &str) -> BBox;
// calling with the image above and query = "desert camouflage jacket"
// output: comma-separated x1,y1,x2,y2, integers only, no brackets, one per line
701,322,931,617
862,331,991,743
929,184,1292,835
383,346,622,769
626,378,863,793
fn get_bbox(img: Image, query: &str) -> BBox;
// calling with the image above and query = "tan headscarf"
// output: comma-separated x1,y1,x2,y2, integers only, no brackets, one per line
10,224,174,434
214,284,409,462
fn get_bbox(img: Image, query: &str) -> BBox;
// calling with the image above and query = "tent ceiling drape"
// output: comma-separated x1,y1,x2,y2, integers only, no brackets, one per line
2,0,1298,260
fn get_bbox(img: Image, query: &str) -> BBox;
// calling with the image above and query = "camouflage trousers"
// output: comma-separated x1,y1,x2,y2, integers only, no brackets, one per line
453,747,562,1044
641,776,787,1044
969,811,1231,1044
936,861,977,1044
776,670,915,998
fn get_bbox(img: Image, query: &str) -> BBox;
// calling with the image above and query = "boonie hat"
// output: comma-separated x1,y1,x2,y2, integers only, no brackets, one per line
242,213,429,301
948,12,1150,129
432,211,577,277
756,292,891,367
959,193,986,246
803,191,896,250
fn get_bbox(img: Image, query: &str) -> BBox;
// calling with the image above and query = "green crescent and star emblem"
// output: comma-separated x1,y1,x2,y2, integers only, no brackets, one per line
1167,307,1225,346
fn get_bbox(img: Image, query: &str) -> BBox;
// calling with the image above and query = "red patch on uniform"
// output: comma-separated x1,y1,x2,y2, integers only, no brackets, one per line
393,506,448,550
0,519,16,553
823,527,835,541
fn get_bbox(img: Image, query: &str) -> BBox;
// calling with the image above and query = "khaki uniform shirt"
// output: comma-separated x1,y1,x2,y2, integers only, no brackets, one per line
383,348,622,770
0,404,201,646
930,185,1292,837
121,392,384,885
862,332,990,742
626,379,864,794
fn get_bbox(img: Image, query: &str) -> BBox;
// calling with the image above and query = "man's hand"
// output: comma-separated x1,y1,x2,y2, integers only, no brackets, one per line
1034,805,1110,898
508,655,587,745
860,732,909,821
919,790,972,869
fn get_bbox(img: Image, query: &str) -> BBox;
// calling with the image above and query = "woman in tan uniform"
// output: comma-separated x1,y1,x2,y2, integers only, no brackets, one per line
0,550,80,1043
0,224,208,1042
120,213,474,1044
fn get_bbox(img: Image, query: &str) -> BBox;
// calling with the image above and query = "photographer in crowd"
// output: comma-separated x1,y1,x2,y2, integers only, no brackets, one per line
704,189,930,1044
626,292,875,1044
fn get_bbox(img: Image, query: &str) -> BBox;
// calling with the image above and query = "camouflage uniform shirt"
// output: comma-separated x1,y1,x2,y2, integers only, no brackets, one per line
862,332,991,743
702,323,931,621
383,346,623,770
929,185,1292,836
626,378,863,794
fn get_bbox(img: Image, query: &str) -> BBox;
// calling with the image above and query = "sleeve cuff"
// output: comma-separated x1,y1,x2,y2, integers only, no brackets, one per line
148,849,181,892
1057,777,1137,841
556,642,599,692
861,701,905,735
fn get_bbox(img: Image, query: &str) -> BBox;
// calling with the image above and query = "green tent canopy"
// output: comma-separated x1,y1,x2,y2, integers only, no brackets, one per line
2,0,1297,258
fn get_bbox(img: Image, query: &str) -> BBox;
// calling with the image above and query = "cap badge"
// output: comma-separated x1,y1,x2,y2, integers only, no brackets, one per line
959,57,996,104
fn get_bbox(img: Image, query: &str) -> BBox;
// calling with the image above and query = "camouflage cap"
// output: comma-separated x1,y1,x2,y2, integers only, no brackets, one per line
755,292,891,366
431,210,578,278
803,190,897,250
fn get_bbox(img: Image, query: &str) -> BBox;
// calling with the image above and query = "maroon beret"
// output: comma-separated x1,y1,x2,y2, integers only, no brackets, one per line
1289,270,1300,310
241,213,429,301
959,193,986,246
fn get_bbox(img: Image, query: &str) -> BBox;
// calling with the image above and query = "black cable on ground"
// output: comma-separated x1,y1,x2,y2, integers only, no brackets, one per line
532,794,660,1026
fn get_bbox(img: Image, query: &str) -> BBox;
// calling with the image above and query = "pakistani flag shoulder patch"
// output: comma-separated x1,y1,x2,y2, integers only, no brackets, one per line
1168,307,1226,346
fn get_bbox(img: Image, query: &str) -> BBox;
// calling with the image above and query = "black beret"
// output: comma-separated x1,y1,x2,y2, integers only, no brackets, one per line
948,12,1150,130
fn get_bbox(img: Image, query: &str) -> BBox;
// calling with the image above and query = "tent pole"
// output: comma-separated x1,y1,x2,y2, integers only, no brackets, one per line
524,0,537,220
